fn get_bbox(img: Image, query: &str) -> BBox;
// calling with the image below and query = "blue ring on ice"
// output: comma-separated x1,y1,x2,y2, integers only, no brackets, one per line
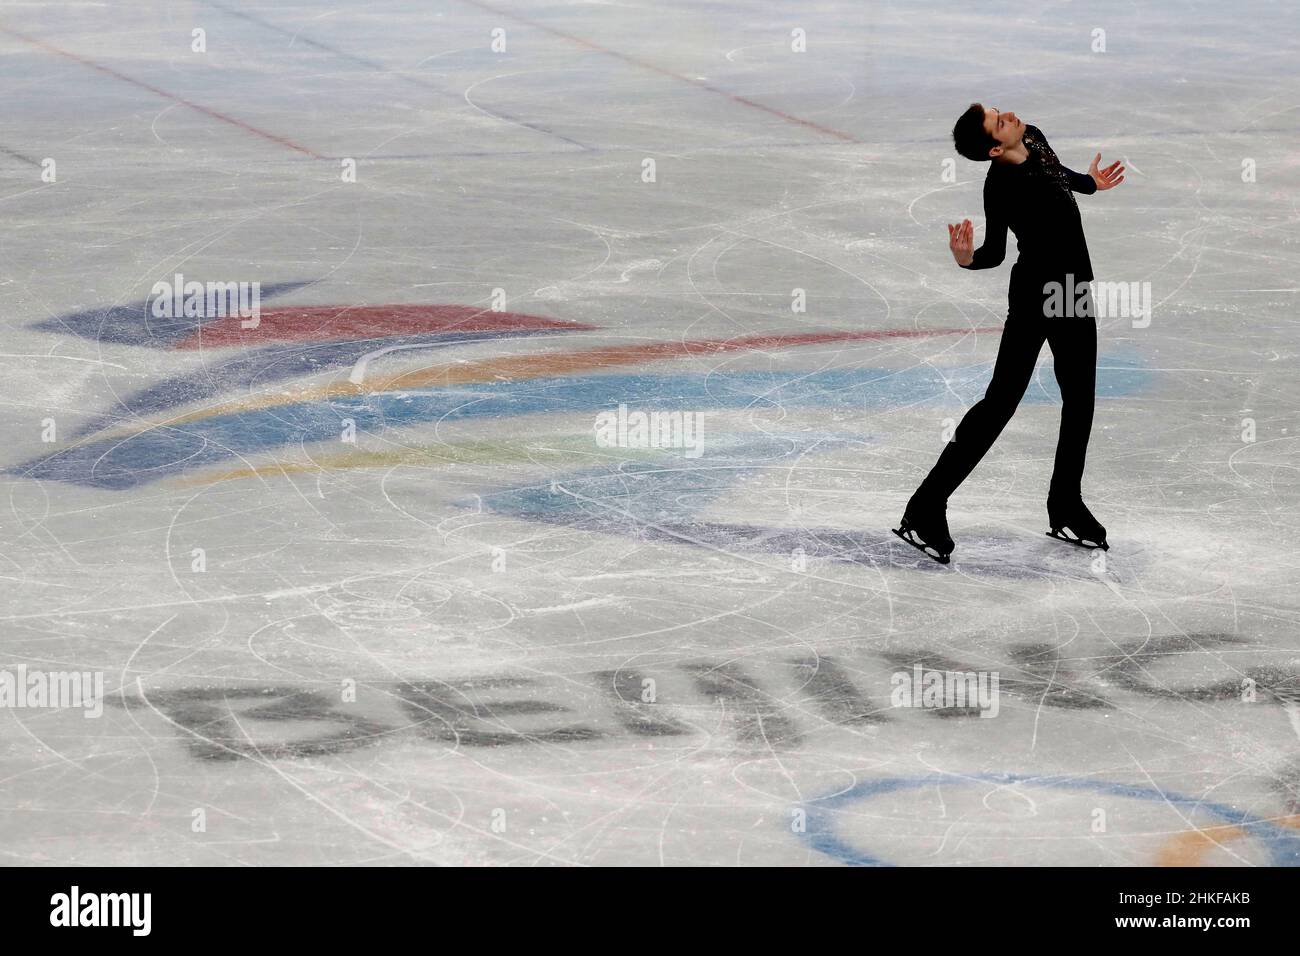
802,771,1300,866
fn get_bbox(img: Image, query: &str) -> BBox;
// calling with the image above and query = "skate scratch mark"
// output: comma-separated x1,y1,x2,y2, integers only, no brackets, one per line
0,353,127,370
463,69,591,150
907,182,965,226
0,142,42,167
526,597,618,615
1284,701,1300,743
456,0,863,145
0,24,324,158
175,436,663,487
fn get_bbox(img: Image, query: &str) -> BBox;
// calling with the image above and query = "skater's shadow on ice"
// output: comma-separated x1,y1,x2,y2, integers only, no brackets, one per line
644,521,1122,583
473,468,1127,584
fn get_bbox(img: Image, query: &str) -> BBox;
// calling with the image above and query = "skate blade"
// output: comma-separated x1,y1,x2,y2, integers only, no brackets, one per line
892,526,951,564
1046,528,1109,551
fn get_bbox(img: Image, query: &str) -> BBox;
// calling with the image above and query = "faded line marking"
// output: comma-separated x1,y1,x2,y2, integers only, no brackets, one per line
0,24,324,158
456,0,863,144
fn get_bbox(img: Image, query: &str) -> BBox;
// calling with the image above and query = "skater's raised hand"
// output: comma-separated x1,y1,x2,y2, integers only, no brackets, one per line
1089,153,1125,190
947,218,974,267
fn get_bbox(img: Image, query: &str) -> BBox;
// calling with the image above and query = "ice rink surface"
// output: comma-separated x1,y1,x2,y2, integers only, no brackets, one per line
2,0,1299,865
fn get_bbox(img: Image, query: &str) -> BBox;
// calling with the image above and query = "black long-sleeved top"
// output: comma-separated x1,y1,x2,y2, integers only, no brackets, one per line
961,124,1097,283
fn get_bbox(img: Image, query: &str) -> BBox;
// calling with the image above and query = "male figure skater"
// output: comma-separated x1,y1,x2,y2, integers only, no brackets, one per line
893,104,1125,563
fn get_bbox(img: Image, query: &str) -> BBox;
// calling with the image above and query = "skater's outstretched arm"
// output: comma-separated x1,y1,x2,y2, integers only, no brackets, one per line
1063,163,1099,194
1061,154,1124,193
949,179,1007,269
1081,152,1125,192
1029,126,1123,195
1031,126,1123,194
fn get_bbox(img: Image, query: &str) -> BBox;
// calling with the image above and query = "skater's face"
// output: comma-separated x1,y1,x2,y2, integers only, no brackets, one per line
983,107,1025,157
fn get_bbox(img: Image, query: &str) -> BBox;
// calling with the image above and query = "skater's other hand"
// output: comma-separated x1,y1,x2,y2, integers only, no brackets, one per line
1089,153,1125,190
948,218,974,266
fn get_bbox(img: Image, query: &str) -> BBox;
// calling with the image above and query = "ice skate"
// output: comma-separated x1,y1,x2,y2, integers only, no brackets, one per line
1046,497,1108,550
893,495,955,564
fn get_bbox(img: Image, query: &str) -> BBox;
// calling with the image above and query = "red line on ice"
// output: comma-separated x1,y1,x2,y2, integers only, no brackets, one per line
456,0,864,145
0,24,325,158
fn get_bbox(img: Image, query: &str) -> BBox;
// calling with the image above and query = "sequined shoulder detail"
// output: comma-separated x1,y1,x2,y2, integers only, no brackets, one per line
1023,127,1076,205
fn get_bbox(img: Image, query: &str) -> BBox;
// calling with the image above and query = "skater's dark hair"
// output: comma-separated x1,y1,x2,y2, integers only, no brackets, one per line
953,102,997,162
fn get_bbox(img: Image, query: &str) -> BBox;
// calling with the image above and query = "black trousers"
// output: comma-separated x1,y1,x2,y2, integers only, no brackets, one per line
914,280,1097,505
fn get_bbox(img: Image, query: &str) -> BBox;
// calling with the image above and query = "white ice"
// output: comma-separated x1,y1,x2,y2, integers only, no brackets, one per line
1,0,1298,866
